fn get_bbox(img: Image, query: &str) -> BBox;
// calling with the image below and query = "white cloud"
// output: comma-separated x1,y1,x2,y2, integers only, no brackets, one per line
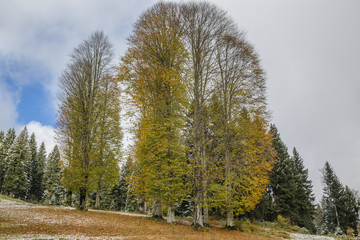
25,121,56,154
0,80,18,131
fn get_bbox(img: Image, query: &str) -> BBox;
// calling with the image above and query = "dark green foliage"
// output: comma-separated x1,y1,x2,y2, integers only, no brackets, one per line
3,127,30,199
0,128,16,192
93,158,137,211
290,148,315,233
43,145,64,205
251,125,315,233
322,162,359,235
28,141,46,202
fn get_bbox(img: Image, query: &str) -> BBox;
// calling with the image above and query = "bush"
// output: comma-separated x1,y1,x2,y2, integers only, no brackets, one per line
276,215,291,229
236,219,252,233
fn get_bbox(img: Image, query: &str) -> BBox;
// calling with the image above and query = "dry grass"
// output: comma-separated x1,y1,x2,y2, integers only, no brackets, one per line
0,196,278,240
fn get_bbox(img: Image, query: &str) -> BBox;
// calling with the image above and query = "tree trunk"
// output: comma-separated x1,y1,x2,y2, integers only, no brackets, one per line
95,183,101,209
203,189,209,226
66,190,72,206
79,187,87,210
194,190,204,228
226,211,234,228
152,199,162,218
167,205,176,223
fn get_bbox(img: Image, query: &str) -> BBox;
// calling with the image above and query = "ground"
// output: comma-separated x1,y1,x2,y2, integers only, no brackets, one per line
0,195,340,240
0,195,275,240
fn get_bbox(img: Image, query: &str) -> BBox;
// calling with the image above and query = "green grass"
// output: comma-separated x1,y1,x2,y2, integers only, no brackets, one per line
0,194,26,203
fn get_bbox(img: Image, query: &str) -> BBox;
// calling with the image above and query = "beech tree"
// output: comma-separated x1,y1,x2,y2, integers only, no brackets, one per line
57,31,118,210
119,2,189,221
180,2,234,227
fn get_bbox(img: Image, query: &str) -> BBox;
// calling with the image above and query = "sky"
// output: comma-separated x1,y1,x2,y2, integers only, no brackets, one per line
1,0,360,201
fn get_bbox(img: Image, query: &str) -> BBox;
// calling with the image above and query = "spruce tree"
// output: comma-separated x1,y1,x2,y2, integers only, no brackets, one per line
0,131,4,142
253,126,316,233
291,148,315,232
268,124,295,219
27,133,37,200
43,145,64,205
322,161,344,234
3,127,30,199
0,128,16,192
322,162,359,235
29,142,46,201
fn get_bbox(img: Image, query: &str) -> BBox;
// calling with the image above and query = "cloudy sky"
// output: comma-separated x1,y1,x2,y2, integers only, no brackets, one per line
1,0,359,201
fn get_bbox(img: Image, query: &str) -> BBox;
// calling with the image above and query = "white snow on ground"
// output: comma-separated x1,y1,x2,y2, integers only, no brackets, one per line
290,233,335,240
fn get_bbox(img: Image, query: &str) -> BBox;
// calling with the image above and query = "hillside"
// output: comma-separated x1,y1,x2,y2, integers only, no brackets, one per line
0,194,274,240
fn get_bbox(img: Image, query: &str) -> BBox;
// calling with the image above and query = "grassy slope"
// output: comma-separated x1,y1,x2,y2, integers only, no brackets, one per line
0,194,277,240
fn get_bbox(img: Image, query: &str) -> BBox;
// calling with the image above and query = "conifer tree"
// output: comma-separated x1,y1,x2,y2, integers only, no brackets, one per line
291,148,315,232
322,162,358,235
43,145,64,205
27,133,37,200
31,142,46,201
253,126,315,233
3,127,30,199
267,124,295,219
0,128,16,192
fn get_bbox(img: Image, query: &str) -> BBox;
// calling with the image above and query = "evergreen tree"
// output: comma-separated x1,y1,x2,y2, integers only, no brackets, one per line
100,158,137,211
43,145,64,205
291,148,315,232
322,161,344,234
322,162,358,235
253,126,315,233
3,127,30,199
342,186,359,235
27,133,37,200
29,142,46,201
0,131,4,142
0,128,16,192
267,124,295,219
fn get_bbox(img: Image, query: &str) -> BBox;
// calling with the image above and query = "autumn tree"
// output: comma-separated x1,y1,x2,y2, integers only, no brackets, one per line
119,2,189,222
180,2,235,227
57,31,118,210
93,75,122,209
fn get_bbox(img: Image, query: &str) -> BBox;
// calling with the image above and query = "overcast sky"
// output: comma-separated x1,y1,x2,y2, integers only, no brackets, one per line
0,0,359,201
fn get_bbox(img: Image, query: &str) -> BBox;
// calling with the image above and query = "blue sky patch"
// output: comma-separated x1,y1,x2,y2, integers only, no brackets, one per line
17,82,55,127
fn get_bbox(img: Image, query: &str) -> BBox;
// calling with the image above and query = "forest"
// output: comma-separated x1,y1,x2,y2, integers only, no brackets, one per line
0,1,359,237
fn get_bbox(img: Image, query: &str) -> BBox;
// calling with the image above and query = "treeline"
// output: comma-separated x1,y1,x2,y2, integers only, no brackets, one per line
0,127,63,204
248,126,359,235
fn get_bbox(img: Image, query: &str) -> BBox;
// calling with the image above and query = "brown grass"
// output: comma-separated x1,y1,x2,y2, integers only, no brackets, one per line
0,198,278,240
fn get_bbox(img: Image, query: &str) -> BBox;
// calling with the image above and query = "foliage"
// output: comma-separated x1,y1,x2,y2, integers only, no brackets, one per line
252,125,315,233
43,145,65,205
2,127,30,199
57,31,118,210
0,128,16,192
322,162,359,235
119,2,189,219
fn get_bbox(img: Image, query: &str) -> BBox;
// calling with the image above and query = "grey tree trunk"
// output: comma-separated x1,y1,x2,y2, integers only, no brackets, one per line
95,182,101,209
152,199,162,218
226,211,234,228
167,205,176,223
